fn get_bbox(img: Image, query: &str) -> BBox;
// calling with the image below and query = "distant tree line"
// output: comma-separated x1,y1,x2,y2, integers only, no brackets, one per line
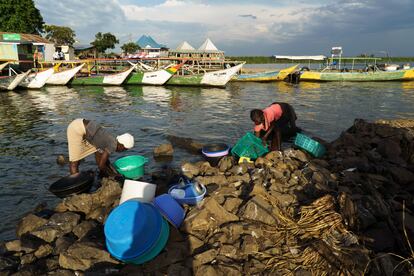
0,0,140,56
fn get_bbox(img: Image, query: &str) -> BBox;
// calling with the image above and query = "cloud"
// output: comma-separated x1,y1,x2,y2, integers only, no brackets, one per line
238,14,257,20
33,0,414,55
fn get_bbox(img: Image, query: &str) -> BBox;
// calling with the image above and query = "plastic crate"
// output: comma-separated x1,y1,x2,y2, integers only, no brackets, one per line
231,132,269,159
294,133,326,157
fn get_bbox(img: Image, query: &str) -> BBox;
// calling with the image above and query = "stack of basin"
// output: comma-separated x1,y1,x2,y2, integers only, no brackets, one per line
119,180,157,204
104,199,169,264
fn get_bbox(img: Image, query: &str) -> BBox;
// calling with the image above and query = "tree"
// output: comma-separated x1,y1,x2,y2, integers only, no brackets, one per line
91,32,119,54
44,25,76,46
0,0,44,34
121,42,139,54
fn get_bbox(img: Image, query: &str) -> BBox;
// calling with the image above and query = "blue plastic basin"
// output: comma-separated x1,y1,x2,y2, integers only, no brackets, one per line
153,194,185,228
104,200,162,260
168,183,206,206
126,217,170,265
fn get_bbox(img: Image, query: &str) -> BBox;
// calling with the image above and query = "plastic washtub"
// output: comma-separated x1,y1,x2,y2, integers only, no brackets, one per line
168,183,206,206
294,133,326,158
231,132,269,159
153,194,185,228
126,217,170,265
114,155,148,180
104,200,162,260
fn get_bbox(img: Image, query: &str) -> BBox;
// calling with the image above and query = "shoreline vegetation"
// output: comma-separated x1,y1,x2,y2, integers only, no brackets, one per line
1,119,413,275
228,56,414,64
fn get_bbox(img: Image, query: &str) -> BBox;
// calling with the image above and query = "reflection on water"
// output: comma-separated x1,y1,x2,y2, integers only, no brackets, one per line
1,81,414,240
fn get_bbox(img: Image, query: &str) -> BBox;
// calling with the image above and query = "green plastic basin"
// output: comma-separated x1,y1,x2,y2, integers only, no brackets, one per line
114,155,148,180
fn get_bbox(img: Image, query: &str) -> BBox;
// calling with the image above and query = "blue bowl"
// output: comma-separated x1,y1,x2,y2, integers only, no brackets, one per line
168,183,206,205
153,194,185,228
104,200,162,260
126,217,170,265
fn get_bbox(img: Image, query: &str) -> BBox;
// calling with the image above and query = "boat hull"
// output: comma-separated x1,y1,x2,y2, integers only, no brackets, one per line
20,68,54,89
233,65,298,82
125,70,173,85
0,70,30,90
71,66,135,86
300,69,414,82
167,63,244,87
46,64,85,85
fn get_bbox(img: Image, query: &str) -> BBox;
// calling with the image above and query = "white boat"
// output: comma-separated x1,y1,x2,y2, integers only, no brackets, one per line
0,70,31,91
19,68,55,89
46,64,85,85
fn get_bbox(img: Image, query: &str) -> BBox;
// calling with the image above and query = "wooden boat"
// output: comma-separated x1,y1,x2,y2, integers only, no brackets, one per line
124,62,185,85
232,65,298,82
0,70,31,91
70,66,135,86
19,68,55,89
300,68,414,82
46,64,85,85
167,63,244,87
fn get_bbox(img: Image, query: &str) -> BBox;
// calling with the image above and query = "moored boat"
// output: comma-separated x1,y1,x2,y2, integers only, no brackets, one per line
300,68,414,82
0,70,31,91
46,64,85,85
232,65,298,82
19,68,54,89
70,66,135,86
167,63,244,87
124,62,185,85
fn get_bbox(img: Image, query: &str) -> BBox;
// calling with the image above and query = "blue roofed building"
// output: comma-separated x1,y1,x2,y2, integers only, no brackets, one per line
136,35,168,58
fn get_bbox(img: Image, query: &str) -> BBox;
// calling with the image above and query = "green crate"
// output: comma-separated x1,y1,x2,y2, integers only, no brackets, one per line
231,132,269,159
294,133,326,157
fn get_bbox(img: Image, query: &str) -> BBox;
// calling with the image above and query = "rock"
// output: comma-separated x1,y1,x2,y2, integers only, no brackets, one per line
72,220,98,239
195,175,227,186
20,253,36,265
388,166,414,185
224,198,243,213
48,269,75,276
5,240,22,253
241,235,259,255
59,242,118,271
193,249,217,266
34,244,53,258
48,212,81,234
31,225,63,243
195,265,217,276
55,193,94,215
154,143,174,157
188,235,204,251
53,235,77,255
16,214,48,237
364,222,395,252
271,192,298,207
167,263,192,276
226,174,250,184
0,255,20,273
45,257,60,271
84,262,122,275
181,162,200,178
284,148,309,163
56,154,67,165
218,156,234,172
183,198,239,239
241,195,277,225
377,139,401,160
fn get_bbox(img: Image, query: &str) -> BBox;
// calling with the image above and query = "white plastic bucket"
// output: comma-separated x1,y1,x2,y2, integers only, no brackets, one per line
119,180,157,204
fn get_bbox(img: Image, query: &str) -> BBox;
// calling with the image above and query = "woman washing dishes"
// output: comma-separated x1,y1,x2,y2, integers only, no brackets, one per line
67,119,134,176
250,102,298,151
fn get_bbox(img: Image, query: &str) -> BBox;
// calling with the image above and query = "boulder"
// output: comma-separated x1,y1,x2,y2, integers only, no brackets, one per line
218,156,234,172
16,214,48,237
195,175,227,186
153,143,174,157
31,226,64,243
34,244,53,259
59,242,118,271
241,195,277,225
48,212,81,234
181,162,200,178
72,220,98,239
53,235,77,255
193,249,217,267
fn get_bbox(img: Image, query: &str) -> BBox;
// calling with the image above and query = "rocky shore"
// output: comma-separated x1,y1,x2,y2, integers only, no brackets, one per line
1,119,413,275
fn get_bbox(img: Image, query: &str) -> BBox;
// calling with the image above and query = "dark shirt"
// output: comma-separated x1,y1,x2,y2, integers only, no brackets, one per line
85,121,117,154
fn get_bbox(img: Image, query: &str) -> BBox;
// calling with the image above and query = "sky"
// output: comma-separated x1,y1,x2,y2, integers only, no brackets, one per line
34,0,414,56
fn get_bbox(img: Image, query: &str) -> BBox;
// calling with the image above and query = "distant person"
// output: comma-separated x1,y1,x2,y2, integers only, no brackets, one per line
53,50,60,60
33,48,39,68
67,118,134,176
59,50,65,60
250,102,298,151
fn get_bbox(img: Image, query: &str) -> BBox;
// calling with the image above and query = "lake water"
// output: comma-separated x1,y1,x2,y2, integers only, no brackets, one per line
1,80,414,240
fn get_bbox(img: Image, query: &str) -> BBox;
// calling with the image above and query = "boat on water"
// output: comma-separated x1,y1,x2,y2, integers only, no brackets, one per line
70,66,136,86
19,68,55,89
46,64,85,85
0,70,31,91
167,63,244,87
300,67,414,82
232,64,298,82
124,62,185,85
